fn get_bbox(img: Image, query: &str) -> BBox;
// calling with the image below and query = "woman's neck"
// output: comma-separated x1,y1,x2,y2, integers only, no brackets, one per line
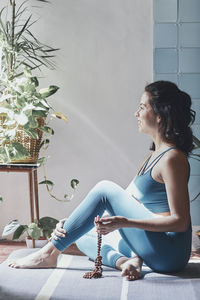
152,137,175,152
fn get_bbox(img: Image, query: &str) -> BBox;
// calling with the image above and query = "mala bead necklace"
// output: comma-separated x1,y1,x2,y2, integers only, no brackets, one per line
83,231,103,279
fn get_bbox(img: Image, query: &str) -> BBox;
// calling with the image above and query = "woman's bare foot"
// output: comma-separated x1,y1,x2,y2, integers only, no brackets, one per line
8,242,60,269
116,256,143,281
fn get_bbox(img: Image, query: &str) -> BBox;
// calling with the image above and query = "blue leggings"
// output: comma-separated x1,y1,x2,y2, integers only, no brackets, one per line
52,180,192,273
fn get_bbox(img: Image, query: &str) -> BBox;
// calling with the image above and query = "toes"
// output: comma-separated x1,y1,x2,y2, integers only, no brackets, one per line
8,260,20,268
121,268,140,281
9,263,16,268
8,261,15,267
126,275,137,281
126,272,139,281
11,265,16,268
127,272,141,281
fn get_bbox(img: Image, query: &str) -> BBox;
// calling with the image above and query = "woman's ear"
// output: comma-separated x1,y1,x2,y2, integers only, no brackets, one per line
156,115,161,124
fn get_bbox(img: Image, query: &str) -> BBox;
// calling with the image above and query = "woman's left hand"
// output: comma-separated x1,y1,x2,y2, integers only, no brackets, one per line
94,215,126,235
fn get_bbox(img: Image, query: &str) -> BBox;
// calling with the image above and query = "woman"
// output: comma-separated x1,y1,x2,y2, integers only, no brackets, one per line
8,81,195,281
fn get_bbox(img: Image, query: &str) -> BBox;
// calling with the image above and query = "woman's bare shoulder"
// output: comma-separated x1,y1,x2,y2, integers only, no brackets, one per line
161,148,189,175
164,148,188,162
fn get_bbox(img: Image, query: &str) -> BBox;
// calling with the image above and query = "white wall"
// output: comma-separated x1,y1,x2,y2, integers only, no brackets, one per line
0,0,153,238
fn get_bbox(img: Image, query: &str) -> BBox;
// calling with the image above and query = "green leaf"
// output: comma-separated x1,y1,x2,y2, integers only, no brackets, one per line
24,67,32,77
0,196,3,203
39,139,50,149
190,154,200,158
35,102,49,111
39,180,54,187
190,192,200,203
51,112,68,123
16,96,26,108
193,135,200,148
28,223,41,240
0,147,9,163
24,128,39,139
39,85,59,98
38,216,58,238
0,7,8,41
13,225,28,240
27,116,38,128
32,110,47,117
10,142,29,159
30,76,39,87
71,179,79,190
2,220,20,236
39,126,54,135
16,15,32,42
37,157,46,166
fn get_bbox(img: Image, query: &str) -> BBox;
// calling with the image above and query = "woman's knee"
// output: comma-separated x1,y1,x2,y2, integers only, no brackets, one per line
87,180,124,209
94,180,122,195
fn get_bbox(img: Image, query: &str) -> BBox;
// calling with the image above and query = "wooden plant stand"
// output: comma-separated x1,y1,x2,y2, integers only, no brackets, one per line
0,164,40,248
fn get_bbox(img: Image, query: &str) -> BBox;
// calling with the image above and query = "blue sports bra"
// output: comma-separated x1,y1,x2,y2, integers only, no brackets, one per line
131,147,190,213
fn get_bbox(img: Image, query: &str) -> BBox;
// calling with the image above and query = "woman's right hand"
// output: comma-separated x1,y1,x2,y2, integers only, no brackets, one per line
50,218,67,241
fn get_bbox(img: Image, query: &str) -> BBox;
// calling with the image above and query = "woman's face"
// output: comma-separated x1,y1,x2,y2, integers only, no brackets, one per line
135,92,160,135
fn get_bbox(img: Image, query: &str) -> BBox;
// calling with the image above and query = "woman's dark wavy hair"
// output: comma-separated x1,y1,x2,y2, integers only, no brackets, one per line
145,81,196,156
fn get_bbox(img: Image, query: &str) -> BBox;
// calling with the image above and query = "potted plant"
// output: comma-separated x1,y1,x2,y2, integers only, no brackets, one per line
190,135,200,203
189,135,200,253
0,0,67,164
2,216,59,248
0,1,79,201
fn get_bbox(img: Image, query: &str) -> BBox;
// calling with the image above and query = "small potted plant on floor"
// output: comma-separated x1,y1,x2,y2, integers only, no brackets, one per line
2,216,59,248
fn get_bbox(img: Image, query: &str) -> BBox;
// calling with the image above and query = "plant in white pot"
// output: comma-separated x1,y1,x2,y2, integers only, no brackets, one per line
2,216,59,248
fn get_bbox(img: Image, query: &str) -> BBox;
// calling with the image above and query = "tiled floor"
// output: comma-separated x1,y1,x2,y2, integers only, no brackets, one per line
1,240,200,264
0,240,26,263
0,240,85,264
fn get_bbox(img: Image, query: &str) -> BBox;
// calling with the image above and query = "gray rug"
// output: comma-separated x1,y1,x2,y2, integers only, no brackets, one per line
0,249,200,300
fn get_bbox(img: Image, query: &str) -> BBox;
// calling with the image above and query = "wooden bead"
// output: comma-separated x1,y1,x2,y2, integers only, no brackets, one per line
83,227,103,279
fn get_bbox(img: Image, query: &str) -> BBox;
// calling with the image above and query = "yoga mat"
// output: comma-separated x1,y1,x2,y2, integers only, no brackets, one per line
0,249,200,300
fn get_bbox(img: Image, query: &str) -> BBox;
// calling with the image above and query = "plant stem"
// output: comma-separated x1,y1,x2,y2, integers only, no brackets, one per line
9,0,16,78
11,1,15,48
190,192,200,203
41,134,73,202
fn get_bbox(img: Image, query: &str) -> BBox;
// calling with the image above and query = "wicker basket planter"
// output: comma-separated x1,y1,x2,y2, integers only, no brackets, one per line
0,114,44,164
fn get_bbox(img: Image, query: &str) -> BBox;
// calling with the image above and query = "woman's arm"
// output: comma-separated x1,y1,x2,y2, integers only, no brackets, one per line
96,213,188,234
159,150,191,231
120,214,189,232
127,152,190,232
